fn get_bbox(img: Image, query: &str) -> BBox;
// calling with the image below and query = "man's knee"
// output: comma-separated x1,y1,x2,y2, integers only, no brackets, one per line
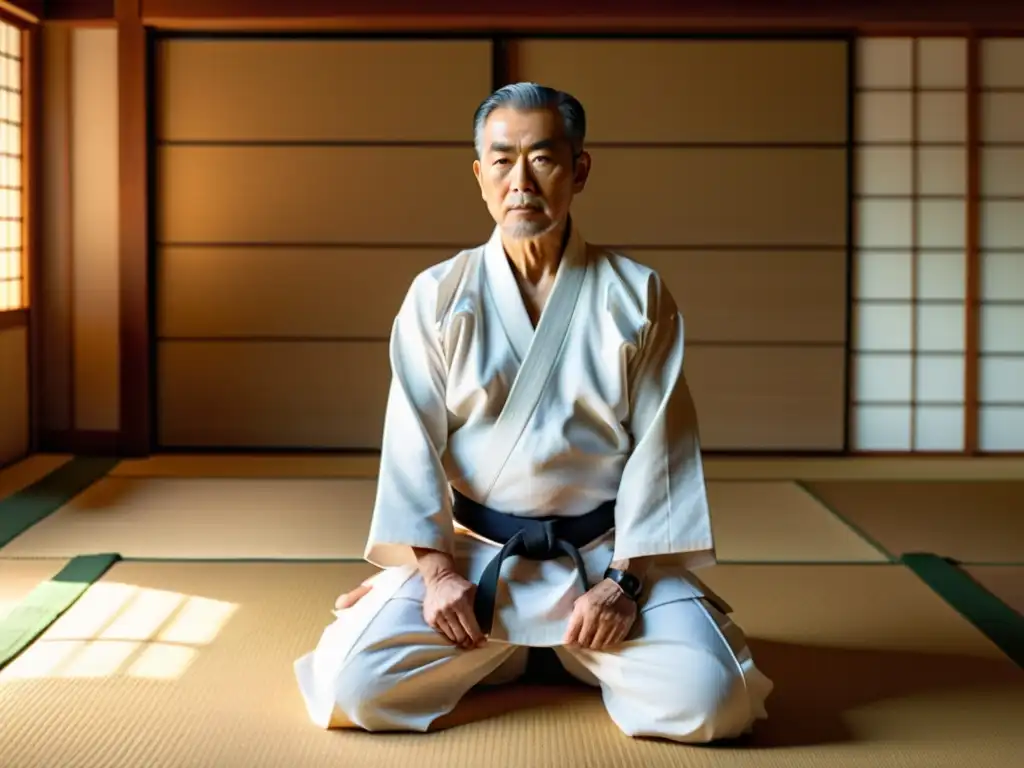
329,650,431,733
330,655,390,731
618,655,753,743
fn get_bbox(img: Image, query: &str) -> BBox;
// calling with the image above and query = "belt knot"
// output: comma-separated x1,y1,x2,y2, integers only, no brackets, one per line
521,519,558,558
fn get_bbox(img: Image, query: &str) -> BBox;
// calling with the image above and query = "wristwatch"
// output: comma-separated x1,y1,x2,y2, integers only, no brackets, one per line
604,568,643,602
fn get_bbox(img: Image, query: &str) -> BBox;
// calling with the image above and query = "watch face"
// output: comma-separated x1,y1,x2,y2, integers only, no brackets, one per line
623,574,641,599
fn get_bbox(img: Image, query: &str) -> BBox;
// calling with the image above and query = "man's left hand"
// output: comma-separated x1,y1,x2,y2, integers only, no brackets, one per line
563,578,638,650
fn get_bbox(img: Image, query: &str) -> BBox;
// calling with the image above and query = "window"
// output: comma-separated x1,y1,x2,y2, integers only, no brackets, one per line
0,19,22,313
850,37,969,452
977,38,1024,451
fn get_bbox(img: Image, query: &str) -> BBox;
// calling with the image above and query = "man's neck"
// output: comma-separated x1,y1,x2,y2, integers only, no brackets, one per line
501,221,570,286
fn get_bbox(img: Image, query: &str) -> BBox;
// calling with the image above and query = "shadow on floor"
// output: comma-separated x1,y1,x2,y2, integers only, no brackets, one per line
425,639,1022,748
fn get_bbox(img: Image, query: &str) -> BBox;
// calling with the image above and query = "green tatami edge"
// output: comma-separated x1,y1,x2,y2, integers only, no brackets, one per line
0,457,120,550
901,552,1024,669
0,553,122,671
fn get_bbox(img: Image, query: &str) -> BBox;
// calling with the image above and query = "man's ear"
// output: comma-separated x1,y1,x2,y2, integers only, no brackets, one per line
472,158,486,200
572,151,591,194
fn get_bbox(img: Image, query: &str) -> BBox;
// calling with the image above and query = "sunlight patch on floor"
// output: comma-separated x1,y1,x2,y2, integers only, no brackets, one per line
0,581,237,682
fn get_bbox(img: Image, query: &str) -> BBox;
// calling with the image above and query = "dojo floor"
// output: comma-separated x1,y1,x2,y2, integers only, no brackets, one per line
1,453,1023,767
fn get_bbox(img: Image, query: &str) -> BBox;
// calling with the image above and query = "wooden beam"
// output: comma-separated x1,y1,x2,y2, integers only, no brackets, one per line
117,0,150,456
135,0,1024,30
964,35,981,454
44,0,113,22
0,1,40,25
0,308,27,331
25,23,41,452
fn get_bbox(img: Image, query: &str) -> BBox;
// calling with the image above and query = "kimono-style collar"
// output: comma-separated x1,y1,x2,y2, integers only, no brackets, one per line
482,219,589,364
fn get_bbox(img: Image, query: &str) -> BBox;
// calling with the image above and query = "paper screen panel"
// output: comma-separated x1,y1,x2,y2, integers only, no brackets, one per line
978,37,1024,451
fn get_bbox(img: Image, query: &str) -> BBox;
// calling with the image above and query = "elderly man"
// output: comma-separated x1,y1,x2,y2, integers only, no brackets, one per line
294,82,773,743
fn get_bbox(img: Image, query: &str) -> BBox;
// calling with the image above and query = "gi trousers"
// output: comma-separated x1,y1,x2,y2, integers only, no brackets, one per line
294,570,773,743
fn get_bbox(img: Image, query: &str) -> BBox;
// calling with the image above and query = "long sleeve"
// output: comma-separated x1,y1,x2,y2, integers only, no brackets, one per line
363,274,455,569
612,274,715,566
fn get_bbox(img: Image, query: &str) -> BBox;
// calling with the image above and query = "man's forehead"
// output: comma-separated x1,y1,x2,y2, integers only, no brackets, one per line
483,107,567,146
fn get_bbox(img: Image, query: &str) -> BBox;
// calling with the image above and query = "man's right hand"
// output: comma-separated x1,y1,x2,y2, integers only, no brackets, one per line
415,548,486,650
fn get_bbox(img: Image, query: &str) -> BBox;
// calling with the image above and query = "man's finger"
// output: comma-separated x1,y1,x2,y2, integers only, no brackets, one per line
334,583,372,610
590,622,614,650
563,609,584,645
442,609,471,646
455,606,486,647
575,611,598,648
435,615,461,645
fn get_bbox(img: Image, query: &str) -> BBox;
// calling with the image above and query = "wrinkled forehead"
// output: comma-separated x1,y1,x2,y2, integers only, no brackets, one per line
481,106,571,154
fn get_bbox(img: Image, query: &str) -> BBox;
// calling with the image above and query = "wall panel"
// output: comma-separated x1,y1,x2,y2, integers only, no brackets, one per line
510,39,847,143
155,35,849,452
38,24,72,434
570,147,847,248
513,37,849,451
0,326,28,466
158,39,492,141
636,250,847,343
154,36,492,449
71,28,120,432
684,345,847,450
157,246,452,339
157,340,390,448
157,145,489,246
157,339,846,451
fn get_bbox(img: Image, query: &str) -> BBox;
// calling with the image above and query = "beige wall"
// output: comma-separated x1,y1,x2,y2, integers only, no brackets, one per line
0,326,29,466
38,26,121,435
155,38,493,449
513,40,849,451
155,36,849,452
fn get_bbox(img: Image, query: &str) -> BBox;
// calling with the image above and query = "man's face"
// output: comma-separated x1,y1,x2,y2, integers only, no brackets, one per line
473,106,590,240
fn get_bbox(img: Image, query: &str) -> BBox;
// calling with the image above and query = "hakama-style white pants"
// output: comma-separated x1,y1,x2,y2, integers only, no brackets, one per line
294,568,773,743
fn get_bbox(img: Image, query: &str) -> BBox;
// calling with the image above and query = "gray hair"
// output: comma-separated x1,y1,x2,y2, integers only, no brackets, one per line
472,82,587,160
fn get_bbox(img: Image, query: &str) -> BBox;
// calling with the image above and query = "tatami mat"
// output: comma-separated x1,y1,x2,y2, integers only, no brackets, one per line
708,482,885,562
0,561,1020,768
0,476,378,559
0,475,877,564
802,481,1024,563
963,566,1024,618
0,455,72,501
0,558,68,621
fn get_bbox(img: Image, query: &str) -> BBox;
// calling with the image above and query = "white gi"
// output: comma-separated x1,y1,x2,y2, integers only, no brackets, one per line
294,223,773,742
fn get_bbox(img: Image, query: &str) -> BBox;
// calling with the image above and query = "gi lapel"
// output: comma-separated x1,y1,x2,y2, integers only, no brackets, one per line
475,223,591,501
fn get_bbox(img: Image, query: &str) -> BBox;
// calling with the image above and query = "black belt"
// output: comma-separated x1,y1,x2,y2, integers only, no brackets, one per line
452,489,616,634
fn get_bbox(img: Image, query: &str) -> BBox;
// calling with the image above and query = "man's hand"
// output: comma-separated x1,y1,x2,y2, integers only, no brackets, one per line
415,547,486,650
422,569,487,650
563,578,638,650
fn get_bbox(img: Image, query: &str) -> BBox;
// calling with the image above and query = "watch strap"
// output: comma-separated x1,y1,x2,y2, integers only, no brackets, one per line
604,568,643,601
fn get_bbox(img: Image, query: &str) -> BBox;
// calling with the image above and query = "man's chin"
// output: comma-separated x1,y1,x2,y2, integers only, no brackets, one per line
501,218,556,240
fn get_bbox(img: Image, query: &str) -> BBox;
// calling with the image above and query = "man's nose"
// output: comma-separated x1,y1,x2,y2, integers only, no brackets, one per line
509,156,536,192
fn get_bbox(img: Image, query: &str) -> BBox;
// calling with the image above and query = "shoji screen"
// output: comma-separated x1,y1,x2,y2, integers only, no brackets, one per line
0,21,23,313
851,37,969,452
978,38,1024,452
